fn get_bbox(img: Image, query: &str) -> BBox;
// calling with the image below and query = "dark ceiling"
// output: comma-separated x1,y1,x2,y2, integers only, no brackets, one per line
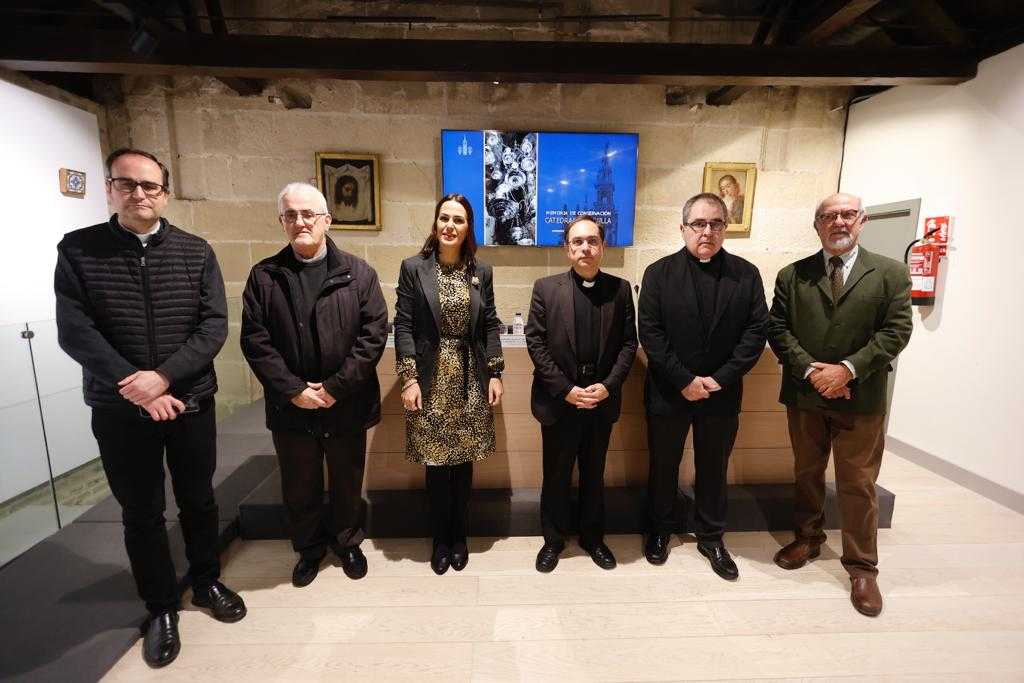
1,1,1021,104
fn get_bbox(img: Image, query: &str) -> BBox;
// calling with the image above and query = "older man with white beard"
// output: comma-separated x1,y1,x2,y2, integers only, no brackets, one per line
768,192,913,617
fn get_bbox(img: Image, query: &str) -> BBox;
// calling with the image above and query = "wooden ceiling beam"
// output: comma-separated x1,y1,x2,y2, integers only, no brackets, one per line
796,0,884,46
707,0,797,107
0,28,977,86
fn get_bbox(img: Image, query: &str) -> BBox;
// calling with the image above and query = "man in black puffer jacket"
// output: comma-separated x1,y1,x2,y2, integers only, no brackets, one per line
55,148,246,669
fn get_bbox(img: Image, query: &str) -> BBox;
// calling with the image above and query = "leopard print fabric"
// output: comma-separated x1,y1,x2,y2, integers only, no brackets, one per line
396,261,504,466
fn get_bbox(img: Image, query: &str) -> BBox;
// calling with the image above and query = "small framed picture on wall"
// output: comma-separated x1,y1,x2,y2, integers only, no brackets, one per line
315,152,382,230
702,162,757,235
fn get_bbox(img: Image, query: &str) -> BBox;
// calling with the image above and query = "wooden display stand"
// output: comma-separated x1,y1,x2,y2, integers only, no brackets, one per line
237,343,896,538
364,344,792,491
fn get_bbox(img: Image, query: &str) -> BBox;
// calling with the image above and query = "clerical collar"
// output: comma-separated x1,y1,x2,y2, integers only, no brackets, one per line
685,248,722,266
571,269,600,288
292,242,327,264
118,218,161,245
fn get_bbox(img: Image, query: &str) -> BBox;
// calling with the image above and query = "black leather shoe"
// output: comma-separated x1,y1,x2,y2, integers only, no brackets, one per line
431,544,451,575
292,556,322,588
142,610,180,669
450,542,469,571
644,534,671,565
535,543,563,573
191,581,247,623
582,542,617,570
698,542,739,581
336,545,368,580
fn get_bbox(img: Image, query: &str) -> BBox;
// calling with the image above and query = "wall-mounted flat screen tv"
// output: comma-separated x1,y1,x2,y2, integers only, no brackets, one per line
441,130,639,247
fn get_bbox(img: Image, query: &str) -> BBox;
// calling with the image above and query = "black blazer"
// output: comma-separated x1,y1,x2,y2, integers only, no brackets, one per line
393,253,503,400
240,239,389,434
525,270,638,426
638,248,768,416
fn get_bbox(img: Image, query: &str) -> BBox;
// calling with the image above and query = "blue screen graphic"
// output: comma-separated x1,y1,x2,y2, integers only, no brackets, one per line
441,130,638,247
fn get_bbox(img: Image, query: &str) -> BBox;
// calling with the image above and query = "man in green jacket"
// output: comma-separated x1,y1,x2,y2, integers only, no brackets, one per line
768,192,913,617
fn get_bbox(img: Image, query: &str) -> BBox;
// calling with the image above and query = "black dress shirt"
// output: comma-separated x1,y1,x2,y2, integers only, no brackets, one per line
287,251,329,380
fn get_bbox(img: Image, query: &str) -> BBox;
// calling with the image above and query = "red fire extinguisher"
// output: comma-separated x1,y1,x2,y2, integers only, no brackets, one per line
903,216,950,307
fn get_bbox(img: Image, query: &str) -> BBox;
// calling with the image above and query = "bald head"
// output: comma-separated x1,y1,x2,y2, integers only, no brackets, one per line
815,192,862,219
813,192,867,256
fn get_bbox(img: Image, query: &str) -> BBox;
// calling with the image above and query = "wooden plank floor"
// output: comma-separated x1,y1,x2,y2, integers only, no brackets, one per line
104,453,1024,681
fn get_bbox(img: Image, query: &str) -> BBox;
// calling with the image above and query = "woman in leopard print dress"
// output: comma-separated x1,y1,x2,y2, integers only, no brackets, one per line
393,194,504,575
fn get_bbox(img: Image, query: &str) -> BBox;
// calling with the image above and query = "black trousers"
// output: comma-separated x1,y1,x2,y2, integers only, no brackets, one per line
647,412,739,542
540,410,613,548
425,462,473,547
271,430,367,561
91,402,220,615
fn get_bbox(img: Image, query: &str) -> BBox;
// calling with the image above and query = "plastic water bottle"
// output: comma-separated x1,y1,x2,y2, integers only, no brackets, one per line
513,312,525,335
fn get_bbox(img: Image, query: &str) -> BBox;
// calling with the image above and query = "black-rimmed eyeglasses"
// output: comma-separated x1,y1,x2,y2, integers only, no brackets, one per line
685,220,727,234
107,177,167,197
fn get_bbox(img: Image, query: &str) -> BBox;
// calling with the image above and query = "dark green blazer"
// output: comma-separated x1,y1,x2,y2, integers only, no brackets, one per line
767,247,912,414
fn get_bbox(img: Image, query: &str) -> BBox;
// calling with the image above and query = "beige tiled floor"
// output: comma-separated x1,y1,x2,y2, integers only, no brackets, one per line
104,453,1024,681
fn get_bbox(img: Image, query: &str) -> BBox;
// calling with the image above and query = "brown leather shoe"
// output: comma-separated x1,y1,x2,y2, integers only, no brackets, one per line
773,539,821,570
850,577,883,617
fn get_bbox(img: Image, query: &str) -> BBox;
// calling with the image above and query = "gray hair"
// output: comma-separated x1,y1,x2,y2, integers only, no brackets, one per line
277,182,328,214
680,192,728,225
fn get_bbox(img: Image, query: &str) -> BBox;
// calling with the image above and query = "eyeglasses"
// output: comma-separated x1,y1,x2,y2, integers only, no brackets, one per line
107,177,167,197
281,210,329,224
816,210,862,224
568,237,602,248
685,220,727,234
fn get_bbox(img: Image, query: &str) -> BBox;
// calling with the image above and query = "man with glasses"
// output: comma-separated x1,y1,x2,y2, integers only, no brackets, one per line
768,192,912,616
526,215,637,572
240,182,387,589
638,193,768,579
55,148,245,669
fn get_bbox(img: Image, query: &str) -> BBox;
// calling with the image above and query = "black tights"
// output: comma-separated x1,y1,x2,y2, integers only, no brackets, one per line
425,462,473,548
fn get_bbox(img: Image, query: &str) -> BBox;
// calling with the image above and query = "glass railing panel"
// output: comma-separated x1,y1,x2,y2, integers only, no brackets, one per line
27,319,105,526
0,322,59,566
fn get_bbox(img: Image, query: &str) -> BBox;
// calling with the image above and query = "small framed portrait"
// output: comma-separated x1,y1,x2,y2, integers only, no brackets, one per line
315,152,382,230
59,168,87,197
702,162,757,235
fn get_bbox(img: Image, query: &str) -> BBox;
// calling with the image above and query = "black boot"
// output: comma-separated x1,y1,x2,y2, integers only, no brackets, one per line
431,543,451,575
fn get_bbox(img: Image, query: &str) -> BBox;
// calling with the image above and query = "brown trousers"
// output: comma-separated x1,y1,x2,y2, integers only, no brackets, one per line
786,406,885,578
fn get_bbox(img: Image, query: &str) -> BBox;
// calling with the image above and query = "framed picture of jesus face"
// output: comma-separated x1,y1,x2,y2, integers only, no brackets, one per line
315,152,382,230
702,162,757,235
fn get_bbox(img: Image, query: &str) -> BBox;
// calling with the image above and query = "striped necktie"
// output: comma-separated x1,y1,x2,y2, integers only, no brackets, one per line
829,255,844,302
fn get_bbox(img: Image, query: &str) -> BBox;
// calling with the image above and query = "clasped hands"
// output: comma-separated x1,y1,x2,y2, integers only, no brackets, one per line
400,377,504,412
681,376,721,401
118,370,184,421
291,382,337,409
565,383,609,410
807,362,853,400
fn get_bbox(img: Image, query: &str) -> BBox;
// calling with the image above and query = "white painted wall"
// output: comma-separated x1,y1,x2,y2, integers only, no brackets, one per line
0,78,107,502
840,44,1024,495
0,78,109,325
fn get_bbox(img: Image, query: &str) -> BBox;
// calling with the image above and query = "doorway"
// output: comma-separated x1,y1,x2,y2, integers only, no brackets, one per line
860,198,920,428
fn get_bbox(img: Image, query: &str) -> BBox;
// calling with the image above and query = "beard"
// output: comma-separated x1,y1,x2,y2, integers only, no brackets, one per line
827,231,854,251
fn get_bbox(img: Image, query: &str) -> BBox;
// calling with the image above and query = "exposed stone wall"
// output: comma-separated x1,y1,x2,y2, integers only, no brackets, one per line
105,75,848,408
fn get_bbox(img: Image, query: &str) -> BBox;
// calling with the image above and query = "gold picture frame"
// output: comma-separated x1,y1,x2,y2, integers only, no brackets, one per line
702,162,757,235
315,152,382,230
